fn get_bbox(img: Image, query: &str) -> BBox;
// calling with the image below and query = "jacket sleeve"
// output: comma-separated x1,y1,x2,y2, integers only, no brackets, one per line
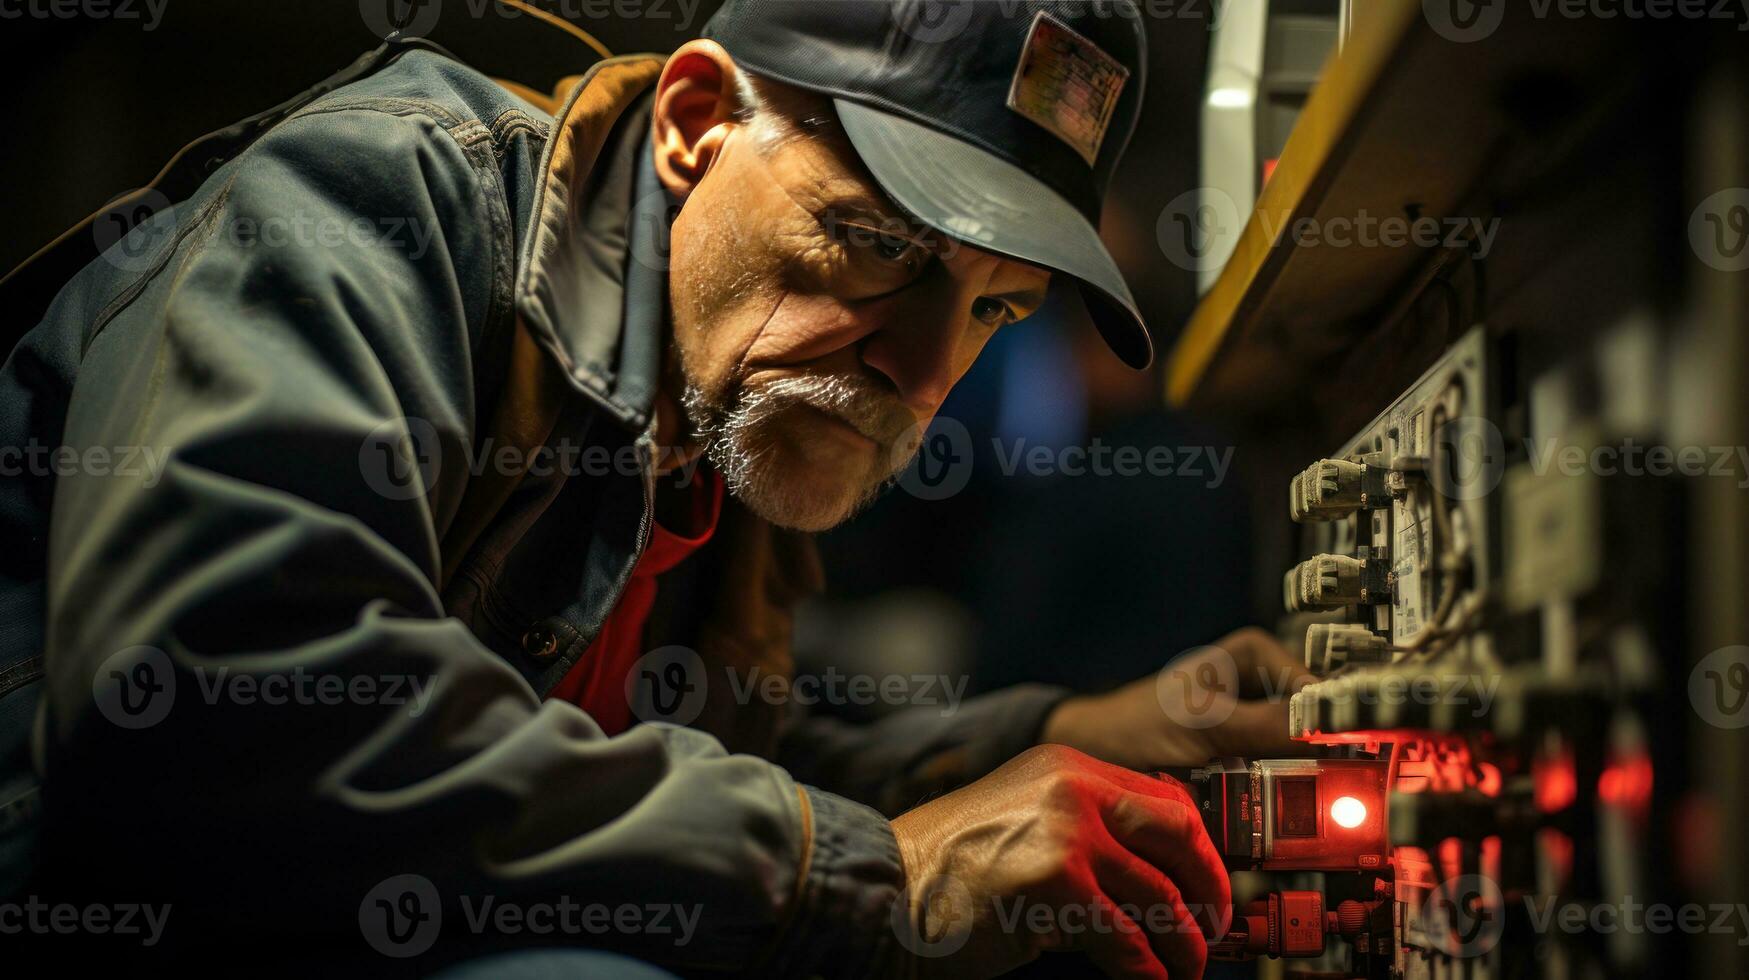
36,105,904,975
778,684,1074,816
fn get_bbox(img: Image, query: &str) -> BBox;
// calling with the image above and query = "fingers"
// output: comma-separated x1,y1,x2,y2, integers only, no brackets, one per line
1215,627,1315,699
1208,699,1315,758
1073,894,1171,980
1097,785,1232,941
1091,829,1210,980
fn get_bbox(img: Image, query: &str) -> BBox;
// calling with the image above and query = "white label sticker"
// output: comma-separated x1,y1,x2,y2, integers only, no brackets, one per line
1006,12,1130,166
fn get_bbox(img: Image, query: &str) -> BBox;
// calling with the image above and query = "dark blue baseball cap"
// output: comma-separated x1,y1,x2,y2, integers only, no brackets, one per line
702,0,1153,368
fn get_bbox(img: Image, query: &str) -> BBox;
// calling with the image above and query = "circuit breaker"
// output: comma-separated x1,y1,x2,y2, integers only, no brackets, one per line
1265,327,1684,980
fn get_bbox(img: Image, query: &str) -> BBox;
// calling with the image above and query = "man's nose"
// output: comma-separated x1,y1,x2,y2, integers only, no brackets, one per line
857,276,971,417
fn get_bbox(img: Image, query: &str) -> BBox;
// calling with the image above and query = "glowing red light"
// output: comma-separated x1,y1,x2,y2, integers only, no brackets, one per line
1534,751,1578,814
1330,795,1368,829
1599,754,1653,814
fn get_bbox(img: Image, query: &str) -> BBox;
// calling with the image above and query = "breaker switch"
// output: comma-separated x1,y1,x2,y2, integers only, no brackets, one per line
1284,553,1391,612
1305,623,1391,674
1289,458,1391,522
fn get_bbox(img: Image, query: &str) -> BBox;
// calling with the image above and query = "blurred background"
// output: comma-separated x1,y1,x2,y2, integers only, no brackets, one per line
1,0,1261,717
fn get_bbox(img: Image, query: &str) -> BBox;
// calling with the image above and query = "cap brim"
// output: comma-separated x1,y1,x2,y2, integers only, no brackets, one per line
833,98,1153,369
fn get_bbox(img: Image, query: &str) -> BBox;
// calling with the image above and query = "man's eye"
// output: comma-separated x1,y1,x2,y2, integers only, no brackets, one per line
874,234,913,263
829,218,928,274
972,296,1012,327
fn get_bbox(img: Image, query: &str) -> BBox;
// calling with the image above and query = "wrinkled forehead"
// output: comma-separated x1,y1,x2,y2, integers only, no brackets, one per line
746,98,1049,283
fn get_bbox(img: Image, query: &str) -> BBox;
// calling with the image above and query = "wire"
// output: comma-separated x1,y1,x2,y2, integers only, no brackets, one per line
495,0,614,60
1389,387,1481,658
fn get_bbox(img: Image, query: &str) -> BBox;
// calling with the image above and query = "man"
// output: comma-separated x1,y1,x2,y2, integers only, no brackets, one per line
0,1,1310,975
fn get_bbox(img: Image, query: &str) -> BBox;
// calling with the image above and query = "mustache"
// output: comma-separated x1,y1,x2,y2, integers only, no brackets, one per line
752,373,915,447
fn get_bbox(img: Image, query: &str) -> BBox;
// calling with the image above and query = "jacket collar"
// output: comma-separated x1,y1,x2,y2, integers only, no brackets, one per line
513,55,667,432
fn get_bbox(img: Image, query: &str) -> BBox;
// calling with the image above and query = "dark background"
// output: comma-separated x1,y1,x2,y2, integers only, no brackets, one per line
1,0,1212,335
2,0,1256,703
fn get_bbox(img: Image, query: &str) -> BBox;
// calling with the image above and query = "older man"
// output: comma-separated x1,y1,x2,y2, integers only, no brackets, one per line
0,1,1309,976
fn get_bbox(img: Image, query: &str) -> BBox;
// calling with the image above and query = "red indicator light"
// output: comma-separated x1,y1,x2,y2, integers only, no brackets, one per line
1330,795,1367,829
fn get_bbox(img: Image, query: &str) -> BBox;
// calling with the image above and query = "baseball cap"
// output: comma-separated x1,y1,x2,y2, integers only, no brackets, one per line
702,0,1153,368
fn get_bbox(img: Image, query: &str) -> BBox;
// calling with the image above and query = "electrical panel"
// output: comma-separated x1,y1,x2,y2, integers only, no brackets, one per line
1260,326,1686,979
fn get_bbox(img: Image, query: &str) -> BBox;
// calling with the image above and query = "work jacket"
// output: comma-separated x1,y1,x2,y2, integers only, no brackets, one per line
0,41,1069,975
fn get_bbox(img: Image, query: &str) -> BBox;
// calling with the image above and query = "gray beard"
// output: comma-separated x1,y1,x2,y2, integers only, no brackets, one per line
682,374,918,530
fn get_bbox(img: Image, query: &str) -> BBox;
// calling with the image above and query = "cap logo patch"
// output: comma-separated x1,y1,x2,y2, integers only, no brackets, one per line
1005,11,1130,167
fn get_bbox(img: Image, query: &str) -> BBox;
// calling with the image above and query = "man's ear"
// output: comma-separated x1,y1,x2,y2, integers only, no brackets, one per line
652,40,741,198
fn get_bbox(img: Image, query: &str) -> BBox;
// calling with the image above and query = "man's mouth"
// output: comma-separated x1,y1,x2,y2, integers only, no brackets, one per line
799,403,879,451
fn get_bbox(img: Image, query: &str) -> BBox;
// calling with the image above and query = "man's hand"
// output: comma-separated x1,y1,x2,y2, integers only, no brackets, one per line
1041,628,1316,772
890,744,1229,980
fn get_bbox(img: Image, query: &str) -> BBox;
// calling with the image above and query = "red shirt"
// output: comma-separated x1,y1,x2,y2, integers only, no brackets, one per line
546,469,724,734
